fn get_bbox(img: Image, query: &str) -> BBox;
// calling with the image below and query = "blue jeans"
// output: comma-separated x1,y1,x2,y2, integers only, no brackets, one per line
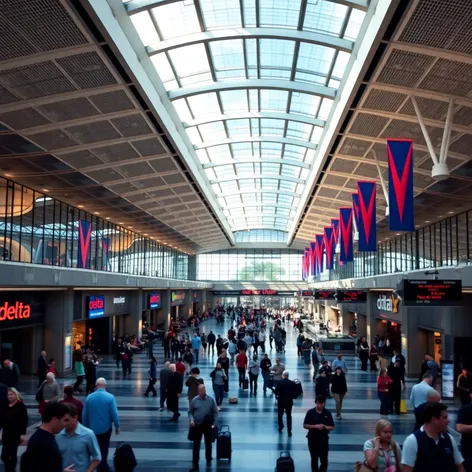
262,371,271,392
378,391,391,415
213,383,224,406
194,349,199,363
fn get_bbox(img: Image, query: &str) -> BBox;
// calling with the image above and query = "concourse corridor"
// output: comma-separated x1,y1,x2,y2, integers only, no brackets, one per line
10,317,459,471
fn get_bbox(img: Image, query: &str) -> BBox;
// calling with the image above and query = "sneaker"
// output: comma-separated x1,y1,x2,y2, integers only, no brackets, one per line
159,407,165,411
217,406,221,411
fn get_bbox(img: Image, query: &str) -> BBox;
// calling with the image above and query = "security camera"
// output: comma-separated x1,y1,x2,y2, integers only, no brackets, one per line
424,270,439,276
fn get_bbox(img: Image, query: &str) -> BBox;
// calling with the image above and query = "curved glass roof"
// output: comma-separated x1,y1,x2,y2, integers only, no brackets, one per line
125,0,367,233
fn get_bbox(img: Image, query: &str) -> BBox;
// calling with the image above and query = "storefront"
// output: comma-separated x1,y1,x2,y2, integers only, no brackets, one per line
148,291,161,325
73,292,130,354
0,291,46,374
171,290,186,320
372,291,402,353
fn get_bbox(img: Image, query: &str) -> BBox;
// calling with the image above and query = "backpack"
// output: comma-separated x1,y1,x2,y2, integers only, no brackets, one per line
275,451,294,471
114,443,137,471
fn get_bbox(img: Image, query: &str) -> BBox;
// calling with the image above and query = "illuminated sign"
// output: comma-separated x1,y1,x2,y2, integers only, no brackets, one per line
88,296,105,319
314,290,336,300
241,290,278,296
336,290,367,303
193,291,199,303
0,302,31,321
403,280,462,306
171,291,186,306
150,293,161,309
377,293,399,313
113,296,126,305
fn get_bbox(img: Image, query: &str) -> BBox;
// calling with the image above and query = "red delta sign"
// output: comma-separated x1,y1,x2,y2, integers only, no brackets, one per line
0,302,31,321
89,298,104,310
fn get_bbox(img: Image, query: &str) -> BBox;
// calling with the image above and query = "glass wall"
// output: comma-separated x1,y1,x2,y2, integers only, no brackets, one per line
312,210,472,282
197,249,302,281
0,177,188,279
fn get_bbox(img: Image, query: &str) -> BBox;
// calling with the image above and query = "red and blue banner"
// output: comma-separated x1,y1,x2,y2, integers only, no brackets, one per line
77,219,92,269
101,237,110,271
331,218,340,245
324,227,335,270
315,234,324,274
352,193,360,228
302,249,308,279
357,181,377,252
310,241,316,277
339,207,354,262
387,138,414,232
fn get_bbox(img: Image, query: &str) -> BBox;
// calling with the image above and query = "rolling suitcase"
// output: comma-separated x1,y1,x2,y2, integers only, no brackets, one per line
217,425,232,461
275,451,294,471
293,378,303,397
243,377,249,390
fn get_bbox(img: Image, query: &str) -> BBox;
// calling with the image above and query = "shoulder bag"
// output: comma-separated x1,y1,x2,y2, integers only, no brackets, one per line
35,381,46,403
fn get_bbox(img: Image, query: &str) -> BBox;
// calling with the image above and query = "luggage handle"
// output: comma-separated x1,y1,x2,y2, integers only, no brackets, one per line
219,425,230,432
280,451,291,458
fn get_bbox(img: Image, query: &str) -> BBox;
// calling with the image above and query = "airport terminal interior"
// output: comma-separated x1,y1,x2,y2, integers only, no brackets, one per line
2,0,472,470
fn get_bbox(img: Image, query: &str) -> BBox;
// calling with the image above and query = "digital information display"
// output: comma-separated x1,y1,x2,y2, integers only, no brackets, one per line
336,289,367,303
403,280,462,306
241,290,278,296
88,295,105,319
314,290,337,300
441,360,455,400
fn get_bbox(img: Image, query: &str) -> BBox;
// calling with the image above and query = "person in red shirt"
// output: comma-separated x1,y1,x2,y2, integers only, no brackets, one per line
236,351,248,388
377,368,393,416
175,358,186,377
60,386,83,423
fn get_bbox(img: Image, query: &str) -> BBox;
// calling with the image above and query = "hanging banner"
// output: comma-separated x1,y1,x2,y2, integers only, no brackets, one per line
101,237,110,271
77,219,92,269
324,227,335,270
302,249,308,280
387,138,414,232
339,207,354,262
357,181,377,252
310,241,316,278
302,252,306,280
352,193,360,228
331,218,340,245
315,234,324,274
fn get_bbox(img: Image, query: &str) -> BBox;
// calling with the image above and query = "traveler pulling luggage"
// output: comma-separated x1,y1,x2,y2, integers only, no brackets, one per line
275,451,295,471
243,377,249,390
217,425,232,461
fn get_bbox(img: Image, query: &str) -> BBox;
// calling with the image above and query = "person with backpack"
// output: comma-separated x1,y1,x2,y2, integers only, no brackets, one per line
248,355,260,396
303,395,335,472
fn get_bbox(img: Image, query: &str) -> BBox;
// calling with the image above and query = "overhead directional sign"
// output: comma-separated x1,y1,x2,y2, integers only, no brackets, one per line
314,290,337,300
336,289,367,303
403,280,462,306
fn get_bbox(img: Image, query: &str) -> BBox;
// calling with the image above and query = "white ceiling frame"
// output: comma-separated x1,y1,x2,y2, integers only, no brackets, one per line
183,111,325,129
203,157,310,169
168,79,337,100
209,175,305,184
215,189,301,198
147,28,354,55
194,136,318,151
222,202,296,211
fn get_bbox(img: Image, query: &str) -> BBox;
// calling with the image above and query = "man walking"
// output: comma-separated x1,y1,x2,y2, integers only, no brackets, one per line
303,395,335,472
188,384,218,471
411,373,433,429
207,331,216,356
159,361,172,411
167,364,183,422
56,403,101,472
388,359,406,415
192,333,201,364
270,357,285,392
37,351,48,386
275,371,298,437
260,353,272,394
82,378,120,472
457,391,472,472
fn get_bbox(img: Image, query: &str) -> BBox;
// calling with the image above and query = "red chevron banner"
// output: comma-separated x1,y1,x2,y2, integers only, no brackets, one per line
357,181,377,252
331,218,340,245
324,227,335,270
352,193,360,228
315,234,324,274
339,207,354,262
387,138,415,231
310,241,316,277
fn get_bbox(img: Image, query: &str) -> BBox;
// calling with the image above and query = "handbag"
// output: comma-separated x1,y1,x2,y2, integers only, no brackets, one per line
35,381,46,403
188,426,197,441
211,425,219,443
354,461,376,472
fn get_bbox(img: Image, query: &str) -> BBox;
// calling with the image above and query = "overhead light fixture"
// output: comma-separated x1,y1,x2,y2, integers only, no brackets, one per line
94,212,100,215
425,220,430,223
144,233,148,236
42,189,49,193
448,211,454,214
78,205,84,209
106,217,110,220
4,173,13,177
128,226,133,229
119,222,123,225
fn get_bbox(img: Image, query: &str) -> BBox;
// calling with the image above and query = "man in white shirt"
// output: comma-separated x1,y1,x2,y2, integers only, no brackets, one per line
410,373,433,428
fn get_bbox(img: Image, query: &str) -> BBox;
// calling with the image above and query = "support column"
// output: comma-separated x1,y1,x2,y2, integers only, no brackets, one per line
201,290,207,312
158,290,171,330
125,289,143,339
186,289,193,318
44,289,74,376
366,291,375,348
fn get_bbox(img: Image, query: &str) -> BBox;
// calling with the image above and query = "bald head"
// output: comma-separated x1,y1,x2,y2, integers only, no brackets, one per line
282,370,289,378
427,389,441,403
96,377,107,388
169,364,176,373
164,361,170,367
46,372,55,382
198,384,206,398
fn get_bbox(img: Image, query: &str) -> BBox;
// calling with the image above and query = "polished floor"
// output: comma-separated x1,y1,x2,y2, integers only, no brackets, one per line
6,318,460,471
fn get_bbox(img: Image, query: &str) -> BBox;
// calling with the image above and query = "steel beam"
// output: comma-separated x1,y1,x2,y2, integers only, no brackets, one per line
168,79,336,100
215,189,300,198
209,175,305,184
194,136,318,151
221,202,296,211
203,157,310,169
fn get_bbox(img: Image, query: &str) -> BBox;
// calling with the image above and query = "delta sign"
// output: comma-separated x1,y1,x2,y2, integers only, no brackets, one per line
88,296,105,319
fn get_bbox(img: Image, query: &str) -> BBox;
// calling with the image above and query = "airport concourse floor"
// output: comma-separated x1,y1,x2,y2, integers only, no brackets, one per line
8,318,459,472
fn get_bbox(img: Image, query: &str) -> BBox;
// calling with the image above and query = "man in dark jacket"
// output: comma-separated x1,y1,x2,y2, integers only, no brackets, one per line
37,351,48,386
1,360,19,388
167,364,183,422
207,331,216,356
275,370,298,436
388,359,405,415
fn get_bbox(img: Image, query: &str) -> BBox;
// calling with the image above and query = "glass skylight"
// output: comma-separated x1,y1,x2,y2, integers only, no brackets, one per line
125,0,367,234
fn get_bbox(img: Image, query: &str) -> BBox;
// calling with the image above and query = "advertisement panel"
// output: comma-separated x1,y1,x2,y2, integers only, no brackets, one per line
0,293,45,330
171,291,186,306
150,292,161,309
441,360,455,401
88,296,105,319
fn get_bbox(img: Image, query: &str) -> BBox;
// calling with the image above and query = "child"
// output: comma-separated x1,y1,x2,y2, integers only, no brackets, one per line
48,358,57,376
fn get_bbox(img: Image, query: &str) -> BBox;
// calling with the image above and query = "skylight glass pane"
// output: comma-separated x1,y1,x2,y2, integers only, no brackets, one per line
201,0,242,30
151,54,176,86
261,179,279,189
131,12,159,47
206,144,232,161
260,39,295,79
279,180,297,191
344,9,367,41
249,89,259,110
186,126,202,144
311,126,324,144
296,43,335,84
204,168,217,180
220,90,249,112
281,164,300,177
260,89,289,112
226,119,251,137
210,40,246,80
246,39,258,78
260,0,301,28
215,165,236,178
152,2,201,40
168,44,211,85
318,98,334,120
187,93,221,115
284,144,306,160
259,118,285,136
261,163,280,174
196,149,210,164
303,1,348,37
286,121,312,140
304,149,316,163
332,51,351,80
290,93,321,117
173,99,193,122
242,0,257,27
198,121,227,141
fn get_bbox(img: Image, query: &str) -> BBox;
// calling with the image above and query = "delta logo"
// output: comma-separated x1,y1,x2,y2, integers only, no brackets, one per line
0,302,31,321
150,294,160,305
377,294,399,314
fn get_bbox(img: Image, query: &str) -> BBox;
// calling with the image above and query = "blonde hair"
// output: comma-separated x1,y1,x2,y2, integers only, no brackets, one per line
375,418,393,436
379,368,388,376
8,387,22,402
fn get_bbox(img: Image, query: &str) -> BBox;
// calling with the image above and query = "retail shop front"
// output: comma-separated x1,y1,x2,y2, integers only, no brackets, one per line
73,292,131,355
371,290,402,354
171,290,186,320
0,291,46,374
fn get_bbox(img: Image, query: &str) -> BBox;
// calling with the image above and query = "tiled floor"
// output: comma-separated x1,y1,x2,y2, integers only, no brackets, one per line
6,318,460,471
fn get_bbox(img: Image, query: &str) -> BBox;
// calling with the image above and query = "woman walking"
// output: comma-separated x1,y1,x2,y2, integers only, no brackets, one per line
143,356,157,397
377,368,393,416
359,336,369,371
37,372,60,416
369,344,379,372
363,419,402,472
1,388,28,472
210,363,226,410
330,366,348,420
73,351,85,393
201,332,207,357
236,350,248,388
248,355,260,395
